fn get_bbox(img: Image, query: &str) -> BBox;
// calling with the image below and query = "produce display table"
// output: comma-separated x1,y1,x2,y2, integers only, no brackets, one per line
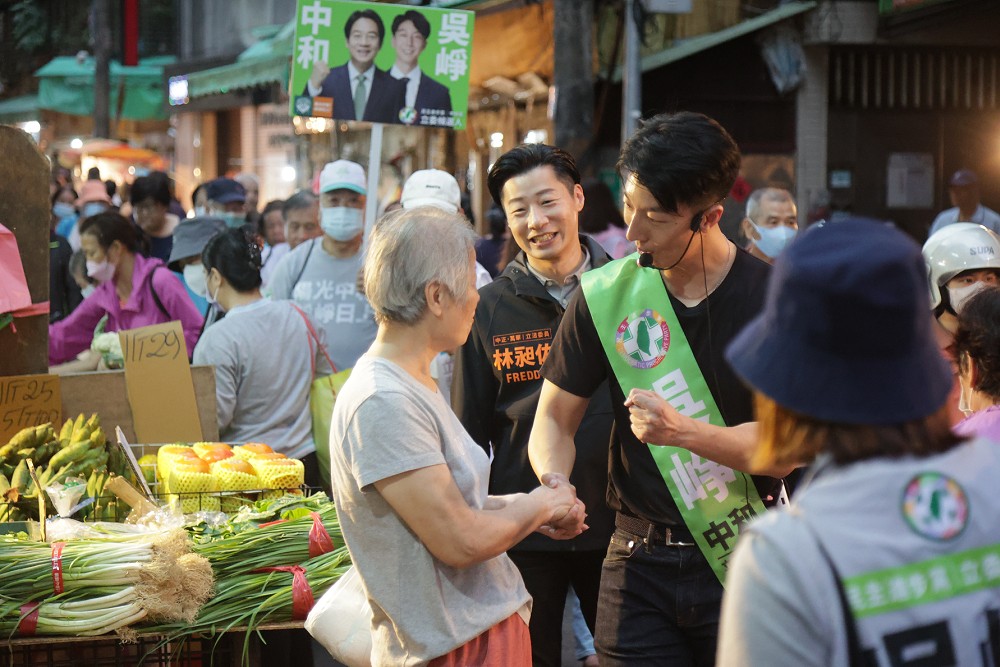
2,621,304,666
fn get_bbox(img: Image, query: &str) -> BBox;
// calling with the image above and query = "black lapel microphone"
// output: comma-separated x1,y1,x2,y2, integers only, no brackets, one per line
637,252,665,270
636,228,699,272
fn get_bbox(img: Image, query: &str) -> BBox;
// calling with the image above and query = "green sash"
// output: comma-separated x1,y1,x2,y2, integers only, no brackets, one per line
581,255,766,585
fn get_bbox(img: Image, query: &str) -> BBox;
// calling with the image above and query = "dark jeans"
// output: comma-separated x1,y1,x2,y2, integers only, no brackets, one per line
594,529,723,667
507,549,605,667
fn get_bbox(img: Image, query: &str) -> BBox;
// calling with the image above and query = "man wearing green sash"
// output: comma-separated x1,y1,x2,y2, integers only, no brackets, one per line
528,112,792,666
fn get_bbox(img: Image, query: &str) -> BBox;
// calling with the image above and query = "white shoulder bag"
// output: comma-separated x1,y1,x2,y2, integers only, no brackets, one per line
305,565,374,667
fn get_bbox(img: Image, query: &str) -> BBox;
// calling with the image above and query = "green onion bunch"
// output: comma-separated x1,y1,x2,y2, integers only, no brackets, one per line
0,539,154,600
0,587,146,637
144,547,352,665
191,502,342,578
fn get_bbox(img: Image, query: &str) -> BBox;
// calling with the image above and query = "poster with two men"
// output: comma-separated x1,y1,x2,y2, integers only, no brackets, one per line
291,0,475,131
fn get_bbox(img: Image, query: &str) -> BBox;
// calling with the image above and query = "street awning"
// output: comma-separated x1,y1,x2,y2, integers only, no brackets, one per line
0,95,40,124
185,22,295,100
34,56,176,120
611,1,817,82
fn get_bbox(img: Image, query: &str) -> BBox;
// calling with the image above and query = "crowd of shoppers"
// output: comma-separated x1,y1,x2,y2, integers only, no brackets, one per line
43,111,1000,666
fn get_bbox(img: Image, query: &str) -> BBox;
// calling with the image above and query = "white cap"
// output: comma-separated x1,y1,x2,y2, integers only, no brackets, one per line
401,169,461,213
319,160,366,195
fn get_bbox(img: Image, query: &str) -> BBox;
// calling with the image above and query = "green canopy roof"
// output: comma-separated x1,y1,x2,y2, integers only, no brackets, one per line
0,94,40,124
185,22,294,99
34,55,176,120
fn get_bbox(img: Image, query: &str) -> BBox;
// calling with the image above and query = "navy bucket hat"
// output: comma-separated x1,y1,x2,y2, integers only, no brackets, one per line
725,217,952,425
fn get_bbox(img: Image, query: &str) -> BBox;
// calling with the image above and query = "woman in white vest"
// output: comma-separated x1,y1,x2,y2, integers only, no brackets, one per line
716,217,1000,666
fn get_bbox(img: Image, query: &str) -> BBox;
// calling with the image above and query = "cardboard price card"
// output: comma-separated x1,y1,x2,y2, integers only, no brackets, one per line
119,321,202,444
290,0,474,130
0,374,61,443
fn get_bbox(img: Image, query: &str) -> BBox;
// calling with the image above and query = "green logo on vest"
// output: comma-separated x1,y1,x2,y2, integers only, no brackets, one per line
615,308,670,369
902,472,969,541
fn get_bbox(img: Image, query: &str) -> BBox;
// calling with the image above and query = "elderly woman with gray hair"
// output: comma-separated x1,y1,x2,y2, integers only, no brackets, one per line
328,206,587,666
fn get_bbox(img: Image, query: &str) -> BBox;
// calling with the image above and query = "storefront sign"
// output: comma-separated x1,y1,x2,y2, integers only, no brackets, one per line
0,374,61,444
290,0,474,130
119,321,202,444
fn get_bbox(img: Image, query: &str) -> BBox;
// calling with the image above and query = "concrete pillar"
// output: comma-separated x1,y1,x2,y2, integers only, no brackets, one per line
795,44,830,225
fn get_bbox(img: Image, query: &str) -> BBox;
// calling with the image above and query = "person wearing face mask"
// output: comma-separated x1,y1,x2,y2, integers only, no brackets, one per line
48,212,204,368
166,217,227,315
203,178,250,231
50,189,83,323
52,186,79,241
268,159,378,371
950,286,1000,441
740,187,798,264
922,222,1000,427
923,222,1000,334
188,183,209,219
67,180,114,251
192,227,331,485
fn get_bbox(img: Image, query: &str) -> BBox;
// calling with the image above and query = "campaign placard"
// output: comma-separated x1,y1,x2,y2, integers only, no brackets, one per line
290,0,474,130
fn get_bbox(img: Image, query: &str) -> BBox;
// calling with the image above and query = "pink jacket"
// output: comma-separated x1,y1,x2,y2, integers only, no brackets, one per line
49,254,204,364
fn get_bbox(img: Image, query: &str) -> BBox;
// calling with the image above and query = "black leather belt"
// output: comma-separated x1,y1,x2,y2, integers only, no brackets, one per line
615,512,695,546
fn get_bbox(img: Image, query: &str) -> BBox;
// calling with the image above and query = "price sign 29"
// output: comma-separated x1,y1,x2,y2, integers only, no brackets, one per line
118,321,203,443
122,328,182,363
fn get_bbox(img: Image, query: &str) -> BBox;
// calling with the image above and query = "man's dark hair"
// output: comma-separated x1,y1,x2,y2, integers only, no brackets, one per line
392,10,430,39
282,190,317,218
617,111,741,214
129,172,171,207
487,144,581,211
344,9,385,46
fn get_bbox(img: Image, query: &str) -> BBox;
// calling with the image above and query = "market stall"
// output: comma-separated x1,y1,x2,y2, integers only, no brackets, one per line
0,121,349,667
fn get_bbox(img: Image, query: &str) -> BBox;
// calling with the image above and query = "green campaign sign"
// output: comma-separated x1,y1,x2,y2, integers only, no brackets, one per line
291,0,474,130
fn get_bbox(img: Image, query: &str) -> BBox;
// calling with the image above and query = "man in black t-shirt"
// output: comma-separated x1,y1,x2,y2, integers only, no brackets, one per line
528,112,794,666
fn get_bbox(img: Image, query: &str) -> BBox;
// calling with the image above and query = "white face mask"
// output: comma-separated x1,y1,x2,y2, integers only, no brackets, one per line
321,207,364,242
748,221,797,259
86,258,116,284
948,281,989,315
183,264,208,298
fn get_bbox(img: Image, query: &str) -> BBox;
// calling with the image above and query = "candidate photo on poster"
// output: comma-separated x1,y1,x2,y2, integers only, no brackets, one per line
303,8,406,124
388,10,453,127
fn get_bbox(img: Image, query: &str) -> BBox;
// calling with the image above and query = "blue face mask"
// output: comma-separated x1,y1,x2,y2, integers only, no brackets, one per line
749,221,797,259
81,202,108,219
219,212,245,229
52,202,76,220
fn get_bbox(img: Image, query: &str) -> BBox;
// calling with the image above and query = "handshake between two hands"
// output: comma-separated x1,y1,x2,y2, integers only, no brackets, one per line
536,472,588,540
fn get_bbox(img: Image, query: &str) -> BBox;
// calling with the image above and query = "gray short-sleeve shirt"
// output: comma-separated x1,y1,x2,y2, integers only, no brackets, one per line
329,355,530,666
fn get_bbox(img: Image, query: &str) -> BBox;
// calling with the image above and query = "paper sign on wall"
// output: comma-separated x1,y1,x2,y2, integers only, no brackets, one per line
0,374,61,443
119,321,202,443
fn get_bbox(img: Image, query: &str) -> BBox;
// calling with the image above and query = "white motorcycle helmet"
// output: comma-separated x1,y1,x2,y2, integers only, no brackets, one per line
922,222,1000,309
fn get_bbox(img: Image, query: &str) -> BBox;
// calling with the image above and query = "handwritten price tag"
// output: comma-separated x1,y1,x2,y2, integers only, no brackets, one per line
119,321,202,443
0,374,61,443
